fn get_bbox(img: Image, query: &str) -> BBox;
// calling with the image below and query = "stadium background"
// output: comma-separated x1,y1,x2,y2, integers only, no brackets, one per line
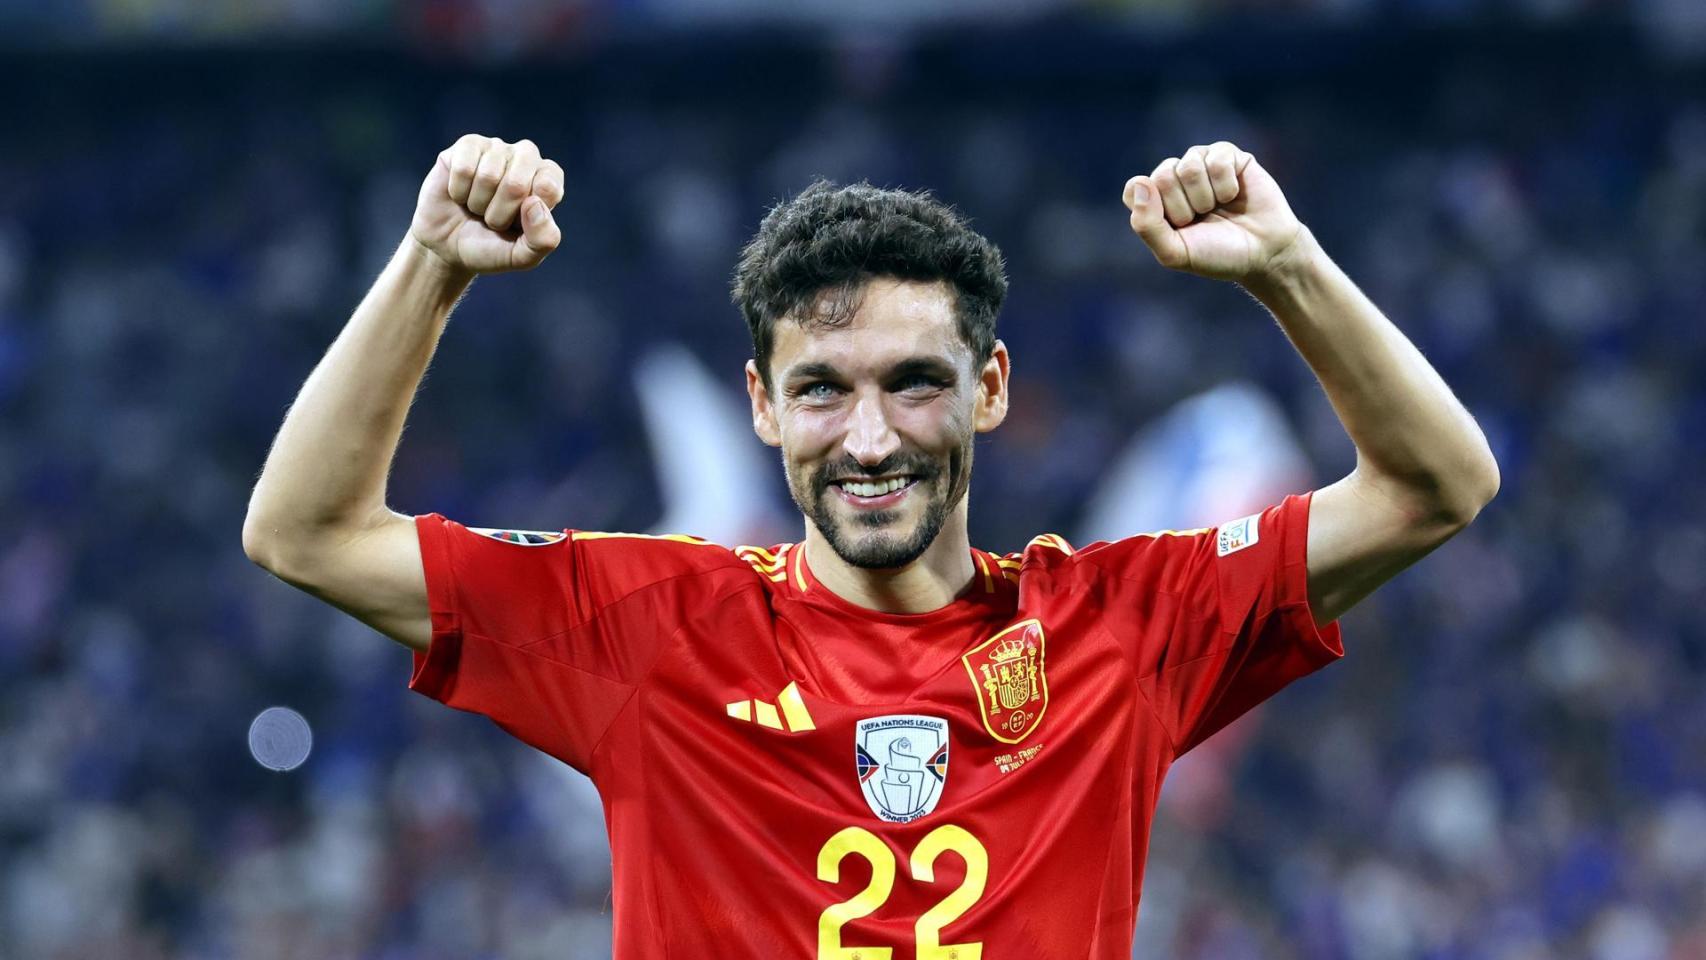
3,0,1704,957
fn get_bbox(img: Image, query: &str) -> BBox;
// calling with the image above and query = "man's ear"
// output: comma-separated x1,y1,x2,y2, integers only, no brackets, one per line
974,340,1011,433
746,359,782,447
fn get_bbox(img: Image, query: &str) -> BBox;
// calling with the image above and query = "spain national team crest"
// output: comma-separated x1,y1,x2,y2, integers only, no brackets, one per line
854,715,949,823
961,618,1048,744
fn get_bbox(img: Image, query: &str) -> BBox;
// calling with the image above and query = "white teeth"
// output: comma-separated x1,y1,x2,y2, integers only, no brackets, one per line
843,477,911,498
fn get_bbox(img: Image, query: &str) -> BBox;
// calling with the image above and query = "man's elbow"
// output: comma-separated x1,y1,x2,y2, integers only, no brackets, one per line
242,511,311,576
1366,445,1500,534
242,508,386,585
1438,446,1501,529
242,514,282,570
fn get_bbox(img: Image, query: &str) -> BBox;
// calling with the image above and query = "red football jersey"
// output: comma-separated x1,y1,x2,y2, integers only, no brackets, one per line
408,491,1342,959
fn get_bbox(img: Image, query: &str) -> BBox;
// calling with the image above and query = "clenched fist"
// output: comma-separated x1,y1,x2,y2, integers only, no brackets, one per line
410,135,565,275
1123,141,1307,283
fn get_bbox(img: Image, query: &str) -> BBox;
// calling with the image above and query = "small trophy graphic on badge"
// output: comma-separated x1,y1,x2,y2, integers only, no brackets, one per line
880,737,924,814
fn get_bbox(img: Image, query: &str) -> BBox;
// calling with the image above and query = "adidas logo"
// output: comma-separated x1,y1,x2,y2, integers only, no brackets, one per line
726,681,815,733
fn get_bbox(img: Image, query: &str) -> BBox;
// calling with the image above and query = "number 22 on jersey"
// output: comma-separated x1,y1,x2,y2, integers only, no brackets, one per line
817,824,989,959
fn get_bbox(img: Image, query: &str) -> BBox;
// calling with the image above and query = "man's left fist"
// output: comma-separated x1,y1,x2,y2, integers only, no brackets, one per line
1123,141,1308,284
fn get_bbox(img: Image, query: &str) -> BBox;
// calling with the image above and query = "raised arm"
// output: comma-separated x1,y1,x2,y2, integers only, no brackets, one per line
1123,141,1499,624
242,135,565,651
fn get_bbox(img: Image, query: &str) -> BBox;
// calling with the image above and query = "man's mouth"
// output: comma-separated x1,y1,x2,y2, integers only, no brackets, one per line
830,475,920,509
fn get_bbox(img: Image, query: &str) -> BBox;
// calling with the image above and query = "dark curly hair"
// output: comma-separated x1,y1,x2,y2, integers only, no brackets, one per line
731,180,1008,388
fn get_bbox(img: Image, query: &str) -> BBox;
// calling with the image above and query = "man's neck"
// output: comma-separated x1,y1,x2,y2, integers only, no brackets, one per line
802,509,977,614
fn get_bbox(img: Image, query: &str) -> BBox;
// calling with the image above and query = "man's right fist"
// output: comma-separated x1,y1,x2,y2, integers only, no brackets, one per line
410,135,564,275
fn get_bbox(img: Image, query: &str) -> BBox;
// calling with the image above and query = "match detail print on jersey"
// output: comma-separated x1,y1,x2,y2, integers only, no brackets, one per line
855,715,949,823
1216,513,1260,556
961,619,1048,744
466,527,567,546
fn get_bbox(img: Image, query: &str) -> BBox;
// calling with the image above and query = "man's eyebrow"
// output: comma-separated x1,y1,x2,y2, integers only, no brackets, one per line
782,361,841,383
887,357,958,380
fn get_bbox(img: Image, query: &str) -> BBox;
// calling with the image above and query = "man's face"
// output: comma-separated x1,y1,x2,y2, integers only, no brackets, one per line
746,278,1008,569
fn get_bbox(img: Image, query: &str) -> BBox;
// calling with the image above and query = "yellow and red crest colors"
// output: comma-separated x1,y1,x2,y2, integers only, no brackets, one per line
961,618,1048,744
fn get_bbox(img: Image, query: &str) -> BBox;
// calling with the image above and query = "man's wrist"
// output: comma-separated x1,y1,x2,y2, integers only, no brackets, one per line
1240,225,1326,304
400,233,477,303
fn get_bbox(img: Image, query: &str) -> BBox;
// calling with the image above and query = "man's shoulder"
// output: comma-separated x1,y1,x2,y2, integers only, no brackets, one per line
561,531,792,619
998,527,1216,579
566,530,763,584
982,533,1076,575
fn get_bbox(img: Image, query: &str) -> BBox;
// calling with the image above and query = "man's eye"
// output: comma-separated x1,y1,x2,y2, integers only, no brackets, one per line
803,382,840,400
896,374,943,392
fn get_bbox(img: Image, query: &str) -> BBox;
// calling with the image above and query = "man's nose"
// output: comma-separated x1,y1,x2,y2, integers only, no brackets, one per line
843,392,901,467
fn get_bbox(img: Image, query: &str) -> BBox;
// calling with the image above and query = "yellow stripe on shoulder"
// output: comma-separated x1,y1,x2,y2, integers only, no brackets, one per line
736,544,782,563
1025,533,1075,555
1132,527,1213,539
736,545,790,572
737,543,795,580
571,531,717,545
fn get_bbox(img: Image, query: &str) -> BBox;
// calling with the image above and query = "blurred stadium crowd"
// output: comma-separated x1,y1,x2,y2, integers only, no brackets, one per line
2,9,1705,960
5,0,1706,45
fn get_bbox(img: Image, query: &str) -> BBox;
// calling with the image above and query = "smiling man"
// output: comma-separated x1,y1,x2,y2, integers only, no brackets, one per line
738,184,1012,610
243,135,1498,957
759,275,985,575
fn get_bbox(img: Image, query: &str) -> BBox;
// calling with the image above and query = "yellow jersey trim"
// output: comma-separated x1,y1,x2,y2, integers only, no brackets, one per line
571,531,714,545
736,545,789,572
1137,527,1213,538
972,551,995,594
1024,533,1073,555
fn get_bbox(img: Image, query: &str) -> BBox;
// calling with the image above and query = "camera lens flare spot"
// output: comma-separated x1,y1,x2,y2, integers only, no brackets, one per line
248,706,313,772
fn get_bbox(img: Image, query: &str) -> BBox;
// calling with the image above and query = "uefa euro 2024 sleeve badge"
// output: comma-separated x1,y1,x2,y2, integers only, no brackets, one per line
855,715,950,823
961,618,1048,744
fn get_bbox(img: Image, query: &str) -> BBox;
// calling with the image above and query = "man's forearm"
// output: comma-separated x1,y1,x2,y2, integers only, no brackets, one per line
243,237,475,558
1241,228,1499,519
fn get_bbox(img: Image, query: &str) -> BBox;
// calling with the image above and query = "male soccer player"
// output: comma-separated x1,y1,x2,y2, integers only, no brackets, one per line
243,135,1498,957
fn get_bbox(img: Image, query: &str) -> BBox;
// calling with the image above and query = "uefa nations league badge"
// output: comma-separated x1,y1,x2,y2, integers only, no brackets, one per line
855,715,950,823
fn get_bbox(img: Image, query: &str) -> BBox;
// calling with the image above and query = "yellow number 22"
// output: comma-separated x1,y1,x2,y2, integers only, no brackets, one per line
816,824,988,960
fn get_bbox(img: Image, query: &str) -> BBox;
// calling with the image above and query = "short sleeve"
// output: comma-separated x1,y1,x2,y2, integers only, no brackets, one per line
1080,491,1344,757
407,514,735,774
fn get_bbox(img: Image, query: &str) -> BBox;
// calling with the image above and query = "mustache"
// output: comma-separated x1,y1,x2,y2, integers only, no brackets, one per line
811,455,940,494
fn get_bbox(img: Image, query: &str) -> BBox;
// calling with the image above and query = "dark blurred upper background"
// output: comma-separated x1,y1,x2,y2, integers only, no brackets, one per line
2,1,1704,958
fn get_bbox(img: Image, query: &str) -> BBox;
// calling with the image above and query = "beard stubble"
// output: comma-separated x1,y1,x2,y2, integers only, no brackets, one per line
788,438,974,570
